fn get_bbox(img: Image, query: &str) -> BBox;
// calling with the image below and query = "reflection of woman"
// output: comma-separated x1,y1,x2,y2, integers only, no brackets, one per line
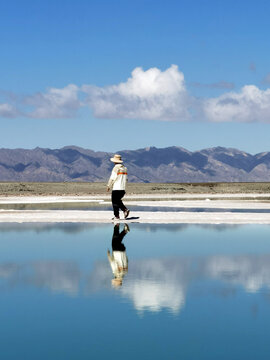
107,223,130,287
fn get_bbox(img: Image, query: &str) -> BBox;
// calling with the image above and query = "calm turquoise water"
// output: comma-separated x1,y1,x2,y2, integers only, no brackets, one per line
0,223,270,359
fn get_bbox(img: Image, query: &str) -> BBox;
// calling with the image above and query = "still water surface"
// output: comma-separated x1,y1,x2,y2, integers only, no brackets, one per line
0,223,270,359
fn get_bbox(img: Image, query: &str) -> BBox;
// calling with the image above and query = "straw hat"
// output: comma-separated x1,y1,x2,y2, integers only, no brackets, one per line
111,278,123,287
110,154,123,163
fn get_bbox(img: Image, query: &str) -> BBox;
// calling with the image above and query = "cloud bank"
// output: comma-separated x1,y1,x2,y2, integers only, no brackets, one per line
82,65,190,121
1,65,270,122
204,85,270,122
25,84,80,119
0,103,20,118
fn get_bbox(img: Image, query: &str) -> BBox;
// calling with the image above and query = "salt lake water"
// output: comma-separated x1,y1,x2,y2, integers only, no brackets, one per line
0,223,270,359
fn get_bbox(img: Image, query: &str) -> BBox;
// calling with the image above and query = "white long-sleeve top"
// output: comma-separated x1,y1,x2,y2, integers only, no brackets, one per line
107,164,128,191
108,251,128,279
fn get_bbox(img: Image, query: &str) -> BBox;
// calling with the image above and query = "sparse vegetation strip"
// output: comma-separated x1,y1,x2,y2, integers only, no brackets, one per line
0,182,270,197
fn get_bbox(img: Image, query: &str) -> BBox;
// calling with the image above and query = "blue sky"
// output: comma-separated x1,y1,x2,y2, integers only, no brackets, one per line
1,0,270,154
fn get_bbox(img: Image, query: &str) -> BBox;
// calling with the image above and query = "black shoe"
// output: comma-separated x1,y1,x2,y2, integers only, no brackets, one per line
124,209,130,219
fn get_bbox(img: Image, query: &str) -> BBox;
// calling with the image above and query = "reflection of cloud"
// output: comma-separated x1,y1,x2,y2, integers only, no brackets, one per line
117,255,270,312
88,258,189,314
87,254,270,314
206,255,270,293
32,262,80,295
1,253,270,312
122,258,189,314
85,261,112,293
0,261,80,296
122,279,185,314
0,263,21,278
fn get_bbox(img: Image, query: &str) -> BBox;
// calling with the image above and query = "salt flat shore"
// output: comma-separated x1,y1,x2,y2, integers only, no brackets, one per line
0,209,270,224
0,193,270,204
0,194,270,223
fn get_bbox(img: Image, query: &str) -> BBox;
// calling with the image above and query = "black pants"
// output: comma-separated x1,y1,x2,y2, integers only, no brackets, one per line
112,224,126,251
111,190,127,217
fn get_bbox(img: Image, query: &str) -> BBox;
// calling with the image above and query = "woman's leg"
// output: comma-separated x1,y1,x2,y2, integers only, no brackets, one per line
111,191,120,217
118,191,127,212
112,190,127,217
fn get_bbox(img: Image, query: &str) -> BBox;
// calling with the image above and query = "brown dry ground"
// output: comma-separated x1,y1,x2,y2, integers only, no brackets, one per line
1,181,270,196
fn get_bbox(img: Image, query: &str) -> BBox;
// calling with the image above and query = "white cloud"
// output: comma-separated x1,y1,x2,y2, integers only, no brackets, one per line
204,85,270,122
25,84,80,119
2,65,270,123
82,65,191,121
0,103,19,118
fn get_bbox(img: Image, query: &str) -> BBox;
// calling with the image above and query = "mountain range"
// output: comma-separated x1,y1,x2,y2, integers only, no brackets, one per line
0,145,270,182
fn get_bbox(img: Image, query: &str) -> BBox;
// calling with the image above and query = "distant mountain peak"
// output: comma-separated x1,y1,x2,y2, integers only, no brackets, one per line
0,145,269,182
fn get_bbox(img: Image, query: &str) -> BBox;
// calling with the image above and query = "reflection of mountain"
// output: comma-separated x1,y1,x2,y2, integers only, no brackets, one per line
0,223,106,234
1,254,270,312
0,223,243,234
139,224,241,233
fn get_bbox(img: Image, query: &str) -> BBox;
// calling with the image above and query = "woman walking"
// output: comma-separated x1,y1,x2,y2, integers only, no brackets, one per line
107,154,130,220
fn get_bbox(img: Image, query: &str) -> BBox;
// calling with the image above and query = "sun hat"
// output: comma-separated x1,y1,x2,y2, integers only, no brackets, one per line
111,278,123,287
110,154,123,163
